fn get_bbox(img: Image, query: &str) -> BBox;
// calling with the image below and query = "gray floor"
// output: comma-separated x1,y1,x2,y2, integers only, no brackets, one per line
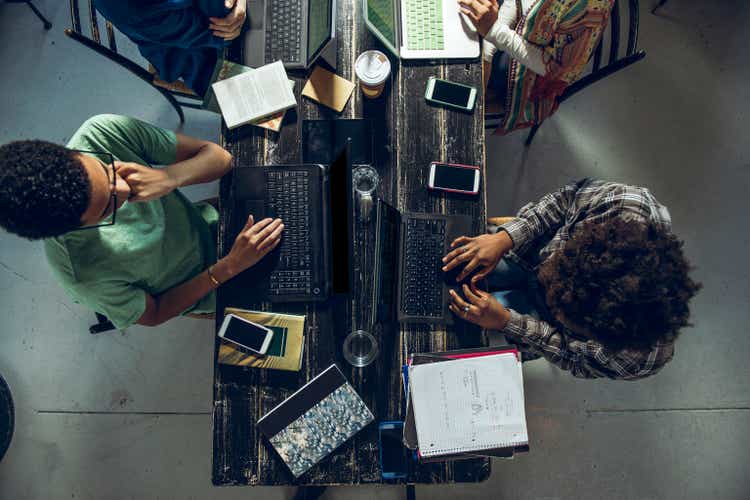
0,1,748,499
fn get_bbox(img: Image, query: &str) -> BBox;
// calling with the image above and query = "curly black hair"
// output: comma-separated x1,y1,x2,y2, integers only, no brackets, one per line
538,218,701,351
0,140,90,239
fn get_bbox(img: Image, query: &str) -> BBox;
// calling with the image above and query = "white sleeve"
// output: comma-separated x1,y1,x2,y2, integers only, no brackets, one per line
482,0,519,62
483,17,548,76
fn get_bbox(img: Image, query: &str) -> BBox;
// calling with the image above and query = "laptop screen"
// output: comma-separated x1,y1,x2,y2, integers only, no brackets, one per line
329,141,353,294
366,0,398,53
307,0,332,64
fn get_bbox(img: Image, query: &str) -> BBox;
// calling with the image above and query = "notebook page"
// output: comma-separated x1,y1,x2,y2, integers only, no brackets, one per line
409,353,528,457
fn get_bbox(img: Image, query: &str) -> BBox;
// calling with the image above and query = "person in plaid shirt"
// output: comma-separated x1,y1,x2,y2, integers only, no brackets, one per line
442,179,700,380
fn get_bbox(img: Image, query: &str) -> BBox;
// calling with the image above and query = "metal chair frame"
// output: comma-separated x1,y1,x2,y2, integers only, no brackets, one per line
6,0,52,29
65,0,205,123
486,0,647,146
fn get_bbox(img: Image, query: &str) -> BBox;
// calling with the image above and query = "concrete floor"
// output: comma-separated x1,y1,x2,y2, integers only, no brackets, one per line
0,1,748,499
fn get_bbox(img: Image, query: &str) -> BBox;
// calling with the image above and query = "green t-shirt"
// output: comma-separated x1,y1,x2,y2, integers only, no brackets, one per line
44,114,217,329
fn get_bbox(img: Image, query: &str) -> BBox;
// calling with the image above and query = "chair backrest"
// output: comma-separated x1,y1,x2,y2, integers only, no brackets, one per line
69,0,118,53
560,0,646,102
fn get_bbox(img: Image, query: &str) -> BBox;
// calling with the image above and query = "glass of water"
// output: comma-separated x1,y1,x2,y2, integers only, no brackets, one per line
352,166,379,223
343,330,379,368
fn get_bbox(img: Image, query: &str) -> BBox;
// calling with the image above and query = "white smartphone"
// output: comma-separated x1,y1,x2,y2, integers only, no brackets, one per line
427,162,481,195
424,77,477,112
218,314,274,355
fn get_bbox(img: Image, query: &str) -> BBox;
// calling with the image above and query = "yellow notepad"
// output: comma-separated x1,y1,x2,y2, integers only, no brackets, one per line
218,308,306,372
301,65,355,113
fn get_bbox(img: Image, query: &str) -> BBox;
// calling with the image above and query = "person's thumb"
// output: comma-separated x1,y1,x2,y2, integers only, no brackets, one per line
225,0,236,9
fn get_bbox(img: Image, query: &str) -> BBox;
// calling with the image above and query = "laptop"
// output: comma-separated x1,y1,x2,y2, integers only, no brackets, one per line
230,142,353,303
244,0,337,69
364,0,480,60
371,199,473,324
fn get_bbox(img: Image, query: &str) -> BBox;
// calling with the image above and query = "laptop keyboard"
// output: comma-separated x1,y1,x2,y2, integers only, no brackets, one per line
265,0,303,64
266,171,313,296
405,0,444,51
401,217,446,318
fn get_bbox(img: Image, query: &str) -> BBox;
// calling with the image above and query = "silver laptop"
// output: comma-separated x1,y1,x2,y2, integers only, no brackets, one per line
364,0,480,60
244,0,337,69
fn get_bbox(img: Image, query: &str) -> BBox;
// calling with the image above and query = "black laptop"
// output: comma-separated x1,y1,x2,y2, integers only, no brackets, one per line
371,199,473,324
231,142,353,302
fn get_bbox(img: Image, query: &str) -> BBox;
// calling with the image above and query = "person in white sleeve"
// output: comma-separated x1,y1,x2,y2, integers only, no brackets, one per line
458,0,615,134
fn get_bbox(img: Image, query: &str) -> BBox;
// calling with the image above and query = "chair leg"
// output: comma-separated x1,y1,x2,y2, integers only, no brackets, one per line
524,123,540,147
152,85,186,123
25,1,52,30
652,0,668,14
406,485,416,500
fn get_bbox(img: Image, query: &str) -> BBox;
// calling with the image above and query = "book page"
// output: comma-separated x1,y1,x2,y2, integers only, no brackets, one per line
212,60,296,129
409,353,528,457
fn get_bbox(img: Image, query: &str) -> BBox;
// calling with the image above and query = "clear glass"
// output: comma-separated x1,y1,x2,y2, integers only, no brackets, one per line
342,330,379,368
352,166,379,223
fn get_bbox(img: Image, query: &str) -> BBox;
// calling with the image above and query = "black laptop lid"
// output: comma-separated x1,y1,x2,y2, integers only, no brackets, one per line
302,119,374,165
329,141,353,295
371,199,401,324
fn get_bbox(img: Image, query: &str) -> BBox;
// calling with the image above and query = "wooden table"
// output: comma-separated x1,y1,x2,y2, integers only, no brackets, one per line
212,1,487,486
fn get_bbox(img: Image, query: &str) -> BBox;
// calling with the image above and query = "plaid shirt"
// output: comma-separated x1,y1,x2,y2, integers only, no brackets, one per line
498,179,675,380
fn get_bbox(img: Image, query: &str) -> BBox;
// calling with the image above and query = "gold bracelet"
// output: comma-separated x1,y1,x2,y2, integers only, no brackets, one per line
207,265,221,288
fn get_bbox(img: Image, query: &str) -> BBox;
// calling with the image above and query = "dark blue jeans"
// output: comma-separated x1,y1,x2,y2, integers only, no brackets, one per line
487,258,544,319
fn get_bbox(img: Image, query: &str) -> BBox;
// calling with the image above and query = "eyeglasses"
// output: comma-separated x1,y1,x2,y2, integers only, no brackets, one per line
71,149,117,230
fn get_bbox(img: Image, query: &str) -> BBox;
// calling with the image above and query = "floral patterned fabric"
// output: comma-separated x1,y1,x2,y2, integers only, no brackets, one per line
268,383,374,477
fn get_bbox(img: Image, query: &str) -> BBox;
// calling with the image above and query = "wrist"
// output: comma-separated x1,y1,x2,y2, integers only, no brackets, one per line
164,167,183,190
212,258,236,283
493,229,514,252
495,306,511,330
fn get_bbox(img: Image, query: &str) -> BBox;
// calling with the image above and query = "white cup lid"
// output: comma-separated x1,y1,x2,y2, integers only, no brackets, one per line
355,50,391,85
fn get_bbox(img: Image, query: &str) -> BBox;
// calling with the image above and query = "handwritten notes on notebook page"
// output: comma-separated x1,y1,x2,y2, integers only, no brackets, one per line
408,352,528,457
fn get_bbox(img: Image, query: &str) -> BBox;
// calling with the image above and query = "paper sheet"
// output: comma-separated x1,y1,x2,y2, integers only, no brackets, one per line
409,353,528,457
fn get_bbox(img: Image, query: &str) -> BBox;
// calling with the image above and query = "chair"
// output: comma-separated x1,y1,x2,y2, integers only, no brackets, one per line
5,0,52,29
487,0,647,146
0,373,14,463
64,0,205,123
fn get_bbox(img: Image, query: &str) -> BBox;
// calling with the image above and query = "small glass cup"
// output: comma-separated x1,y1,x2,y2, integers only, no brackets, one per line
343,330,379,368
353,166,379,223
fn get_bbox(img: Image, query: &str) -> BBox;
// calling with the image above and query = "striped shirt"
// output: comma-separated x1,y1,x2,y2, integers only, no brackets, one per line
498,179,675,380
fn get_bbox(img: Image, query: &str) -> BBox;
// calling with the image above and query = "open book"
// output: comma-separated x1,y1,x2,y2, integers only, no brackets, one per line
406,348,529,460
209,60,297,130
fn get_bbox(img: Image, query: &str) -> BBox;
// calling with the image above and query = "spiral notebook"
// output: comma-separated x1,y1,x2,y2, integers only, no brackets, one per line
408,351,528,459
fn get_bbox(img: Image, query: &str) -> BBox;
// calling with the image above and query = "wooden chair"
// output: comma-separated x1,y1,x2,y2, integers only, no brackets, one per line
486,0,647,146
5,0,52,29
64,0,204,123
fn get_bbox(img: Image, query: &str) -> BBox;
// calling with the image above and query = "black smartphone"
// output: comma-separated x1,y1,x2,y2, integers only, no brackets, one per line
379,421,409,479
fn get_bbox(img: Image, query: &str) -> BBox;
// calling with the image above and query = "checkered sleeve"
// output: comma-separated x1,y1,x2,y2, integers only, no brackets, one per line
499,179,588,254
502,311,670,380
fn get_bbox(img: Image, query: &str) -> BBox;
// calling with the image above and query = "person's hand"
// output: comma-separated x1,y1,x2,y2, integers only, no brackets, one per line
442,230,513,283
209,0,247,41
457,0,499,37
221,216,284,277
449,283,510,329
115,161,178,202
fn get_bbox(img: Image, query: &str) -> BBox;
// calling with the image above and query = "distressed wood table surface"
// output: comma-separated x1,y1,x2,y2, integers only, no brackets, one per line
212,0,487,486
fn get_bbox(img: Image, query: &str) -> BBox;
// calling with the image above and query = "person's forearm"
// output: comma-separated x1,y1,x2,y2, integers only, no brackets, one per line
502,310,601,379
139,258,235,326
484,21,547,76
165,143,232,188
499,179,585,253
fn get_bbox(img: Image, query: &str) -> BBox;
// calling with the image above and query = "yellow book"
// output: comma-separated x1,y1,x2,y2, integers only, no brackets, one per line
219,308,306,372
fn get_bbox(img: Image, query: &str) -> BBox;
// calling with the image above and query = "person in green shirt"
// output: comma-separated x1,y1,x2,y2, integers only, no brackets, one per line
0,114,283,329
